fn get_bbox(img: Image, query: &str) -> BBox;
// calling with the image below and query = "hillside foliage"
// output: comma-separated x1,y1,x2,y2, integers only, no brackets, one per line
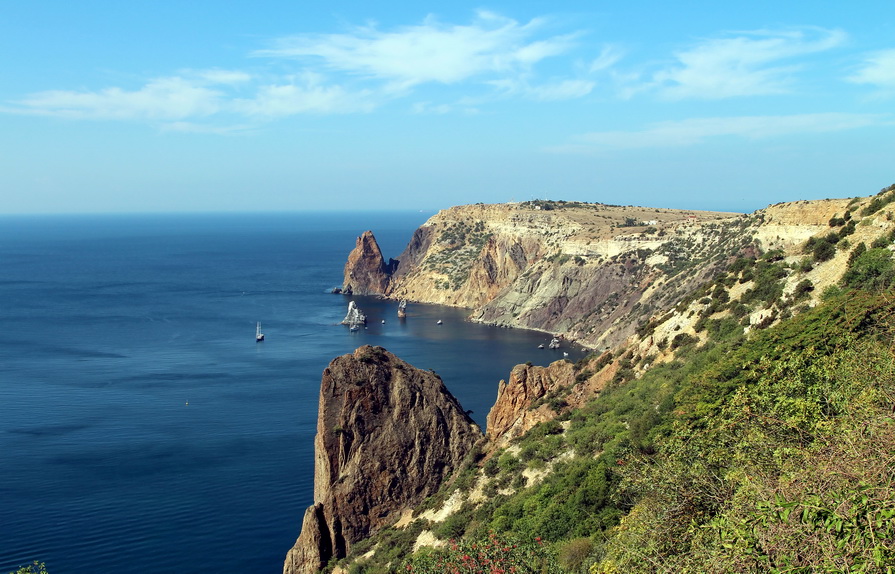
335,284,895,573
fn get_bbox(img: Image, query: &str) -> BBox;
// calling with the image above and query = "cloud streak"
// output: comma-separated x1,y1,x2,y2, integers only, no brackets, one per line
554,113,888,152
253,11,578,89
5,70,381,123
11,76,226,120
847,48,895,96
650,27,847,99
3,11,596,126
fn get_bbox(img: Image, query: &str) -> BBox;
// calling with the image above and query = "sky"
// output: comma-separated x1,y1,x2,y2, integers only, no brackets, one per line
2,1,894,215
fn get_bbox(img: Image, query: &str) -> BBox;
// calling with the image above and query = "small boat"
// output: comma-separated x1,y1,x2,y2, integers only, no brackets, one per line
256,322,265,342
538,344,545,349
436,319,443,325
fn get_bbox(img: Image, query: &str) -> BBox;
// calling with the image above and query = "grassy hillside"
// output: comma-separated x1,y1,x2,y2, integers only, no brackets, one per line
404,299,894,573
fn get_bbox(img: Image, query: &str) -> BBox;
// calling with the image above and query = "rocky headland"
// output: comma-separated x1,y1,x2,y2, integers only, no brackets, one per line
291,188,895,572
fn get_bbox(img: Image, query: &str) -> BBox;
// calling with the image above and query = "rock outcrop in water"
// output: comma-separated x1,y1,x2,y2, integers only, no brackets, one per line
283,345,482,574
341,231,396,296
340,301,366,330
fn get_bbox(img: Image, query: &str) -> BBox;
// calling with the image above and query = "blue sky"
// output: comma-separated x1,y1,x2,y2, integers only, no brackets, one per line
2,1,894,214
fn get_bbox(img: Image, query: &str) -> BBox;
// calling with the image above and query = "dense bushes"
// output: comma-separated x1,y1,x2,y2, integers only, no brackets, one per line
860,184,895,216
597,291,895,572
842,247,895,292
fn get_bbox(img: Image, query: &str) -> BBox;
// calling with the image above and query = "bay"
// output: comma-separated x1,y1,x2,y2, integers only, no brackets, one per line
0,212,586,574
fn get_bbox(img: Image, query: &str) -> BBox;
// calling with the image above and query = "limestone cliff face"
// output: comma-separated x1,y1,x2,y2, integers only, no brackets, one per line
283,346,482,574
341,231,395,296
379,199,858,349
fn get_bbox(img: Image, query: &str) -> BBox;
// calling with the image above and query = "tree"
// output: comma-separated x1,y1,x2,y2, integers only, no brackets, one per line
9,563,48,574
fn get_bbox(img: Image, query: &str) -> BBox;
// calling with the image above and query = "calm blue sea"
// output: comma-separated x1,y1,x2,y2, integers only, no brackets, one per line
0,212,586,574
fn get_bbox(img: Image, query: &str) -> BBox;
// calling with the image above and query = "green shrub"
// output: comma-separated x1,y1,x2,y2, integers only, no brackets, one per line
557,537,595,572
498,452,521,473
670,332,698,350
812,238,837,262
483,456,500,477
841,247,895,292
792,278,814,300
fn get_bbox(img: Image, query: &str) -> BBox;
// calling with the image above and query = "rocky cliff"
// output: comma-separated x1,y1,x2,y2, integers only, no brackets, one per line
283,346,482,574
341,231,396,296
486,360,577,446
347,199,858,350
332,196,885,447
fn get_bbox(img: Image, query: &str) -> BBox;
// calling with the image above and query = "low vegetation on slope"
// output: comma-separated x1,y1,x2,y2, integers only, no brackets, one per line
333,186,895,574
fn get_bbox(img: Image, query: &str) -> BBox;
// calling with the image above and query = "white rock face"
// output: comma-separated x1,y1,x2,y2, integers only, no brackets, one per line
340,301,366,329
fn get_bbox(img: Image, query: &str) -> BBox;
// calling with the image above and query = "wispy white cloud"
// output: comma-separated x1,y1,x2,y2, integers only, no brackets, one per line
196,69,253,85
3,11,600,126
411,101,481,115
553,113,887,151
5,69,378,122
488,77,594,101
650,27,847,99
847,48,895,96
589,45,624,73
10,75,227,120
527,79,595,101
233,72,378,117
253,11,579,89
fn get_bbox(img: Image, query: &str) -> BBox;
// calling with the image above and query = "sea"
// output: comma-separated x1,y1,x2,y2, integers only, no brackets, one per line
0,212,587,574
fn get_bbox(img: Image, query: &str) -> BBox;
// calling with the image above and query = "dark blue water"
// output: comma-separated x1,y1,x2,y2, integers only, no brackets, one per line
0,212,586,574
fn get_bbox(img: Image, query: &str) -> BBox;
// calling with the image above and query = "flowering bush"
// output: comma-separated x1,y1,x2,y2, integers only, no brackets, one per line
402,533,561,574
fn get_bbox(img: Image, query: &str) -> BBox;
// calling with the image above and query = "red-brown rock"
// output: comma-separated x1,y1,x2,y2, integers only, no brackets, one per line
485,360,576,446
341,231,394,296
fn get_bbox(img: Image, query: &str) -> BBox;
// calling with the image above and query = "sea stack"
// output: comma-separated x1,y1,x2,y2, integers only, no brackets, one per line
341,231,396,296
283,345,482,574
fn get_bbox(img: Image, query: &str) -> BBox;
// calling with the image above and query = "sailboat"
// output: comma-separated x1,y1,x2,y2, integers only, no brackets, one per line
256,321,265,342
